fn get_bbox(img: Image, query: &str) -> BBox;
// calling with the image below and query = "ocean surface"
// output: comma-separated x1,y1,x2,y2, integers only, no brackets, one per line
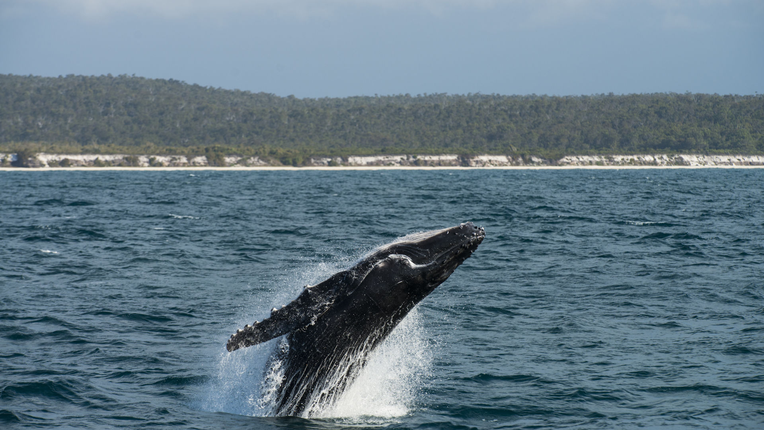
1,169,762,429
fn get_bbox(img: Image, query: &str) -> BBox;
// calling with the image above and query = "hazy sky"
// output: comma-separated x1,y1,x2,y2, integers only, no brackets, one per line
1,0,762,97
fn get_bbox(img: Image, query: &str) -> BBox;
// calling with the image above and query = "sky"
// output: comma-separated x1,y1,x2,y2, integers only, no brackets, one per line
1,0,762,98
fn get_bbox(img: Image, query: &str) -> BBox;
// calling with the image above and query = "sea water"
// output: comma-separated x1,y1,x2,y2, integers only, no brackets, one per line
1,169,762,429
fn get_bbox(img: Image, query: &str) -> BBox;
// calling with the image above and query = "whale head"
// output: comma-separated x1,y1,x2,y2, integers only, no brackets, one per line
382,222,485,266
356,222,486,311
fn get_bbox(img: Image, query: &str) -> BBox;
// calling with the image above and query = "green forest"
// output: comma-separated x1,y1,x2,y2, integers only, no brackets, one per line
2,74,763,162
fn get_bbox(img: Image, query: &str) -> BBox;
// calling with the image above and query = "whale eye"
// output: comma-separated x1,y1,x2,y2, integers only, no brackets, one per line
387,254,417,268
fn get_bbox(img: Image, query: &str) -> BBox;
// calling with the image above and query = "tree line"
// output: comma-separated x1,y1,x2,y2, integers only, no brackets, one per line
1,74,762,164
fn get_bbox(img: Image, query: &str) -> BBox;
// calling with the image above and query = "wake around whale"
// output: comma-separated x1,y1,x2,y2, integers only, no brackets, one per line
226,222,486,416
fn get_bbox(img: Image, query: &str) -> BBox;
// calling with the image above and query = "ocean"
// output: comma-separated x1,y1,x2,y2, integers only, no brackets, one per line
1,169,762,429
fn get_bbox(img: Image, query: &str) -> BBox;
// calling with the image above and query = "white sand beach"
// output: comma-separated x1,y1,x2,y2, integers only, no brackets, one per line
2,153,764,170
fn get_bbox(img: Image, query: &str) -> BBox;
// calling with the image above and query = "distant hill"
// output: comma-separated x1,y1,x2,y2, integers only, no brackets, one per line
1,74,762,164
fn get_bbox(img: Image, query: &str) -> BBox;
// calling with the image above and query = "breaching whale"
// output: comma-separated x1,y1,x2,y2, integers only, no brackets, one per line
226,222,485,416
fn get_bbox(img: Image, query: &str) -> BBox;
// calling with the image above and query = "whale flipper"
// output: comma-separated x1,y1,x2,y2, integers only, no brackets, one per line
227,270,358,351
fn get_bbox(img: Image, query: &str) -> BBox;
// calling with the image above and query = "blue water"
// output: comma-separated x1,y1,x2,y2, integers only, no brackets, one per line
1,169,762,429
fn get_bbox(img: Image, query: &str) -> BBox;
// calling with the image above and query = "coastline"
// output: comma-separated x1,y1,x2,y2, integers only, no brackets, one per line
3,153,764,170
3,164,764,172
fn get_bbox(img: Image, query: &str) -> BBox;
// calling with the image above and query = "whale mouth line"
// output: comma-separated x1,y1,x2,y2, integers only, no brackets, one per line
441,236,482,262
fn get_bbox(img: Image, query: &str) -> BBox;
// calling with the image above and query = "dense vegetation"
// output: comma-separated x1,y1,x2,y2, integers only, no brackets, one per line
2,74,763,162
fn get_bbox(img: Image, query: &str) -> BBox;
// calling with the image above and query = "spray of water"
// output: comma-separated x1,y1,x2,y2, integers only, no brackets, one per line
200,256,433,420
313,308,431,420
200,341,275,416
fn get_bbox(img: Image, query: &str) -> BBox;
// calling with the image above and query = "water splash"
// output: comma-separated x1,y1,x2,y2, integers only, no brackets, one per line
314,308,431,420
199,341,275,416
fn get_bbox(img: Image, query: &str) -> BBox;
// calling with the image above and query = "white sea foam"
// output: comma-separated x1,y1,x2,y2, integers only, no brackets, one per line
40,249,58,254
168,214,199,219
627,221,658,226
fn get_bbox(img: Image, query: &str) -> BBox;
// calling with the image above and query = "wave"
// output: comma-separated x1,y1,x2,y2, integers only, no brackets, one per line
0,409,22,424
0,379,90,404
168,214,199,219
67,200,96,207
116,312,174,324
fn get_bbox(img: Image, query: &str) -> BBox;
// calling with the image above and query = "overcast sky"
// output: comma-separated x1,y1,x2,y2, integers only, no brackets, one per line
1,0,762,98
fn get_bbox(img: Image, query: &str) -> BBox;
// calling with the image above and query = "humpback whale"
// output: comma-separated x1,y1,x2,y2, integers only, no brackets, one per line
226,222,485,416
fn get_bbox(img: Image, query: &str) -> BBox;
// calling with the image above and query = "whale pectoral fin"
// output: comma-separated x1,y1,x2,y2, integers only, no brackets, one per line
227,301,318,351
226,318,287,351
227,271,356,352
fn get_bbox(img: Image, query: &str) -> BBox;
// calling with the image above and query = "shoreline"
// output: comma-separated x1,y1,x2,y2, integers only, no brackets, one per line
3,153,764,170
3,165,764,172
